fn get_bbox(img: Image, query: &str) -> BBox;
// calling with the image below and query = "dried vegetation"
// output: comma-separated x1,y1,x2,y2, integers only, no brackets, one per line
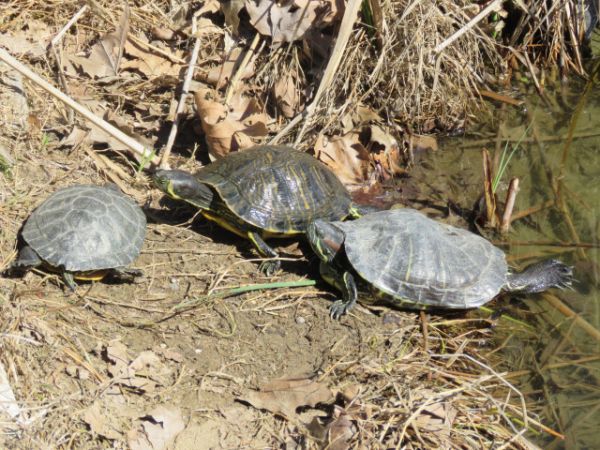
0,0,596,448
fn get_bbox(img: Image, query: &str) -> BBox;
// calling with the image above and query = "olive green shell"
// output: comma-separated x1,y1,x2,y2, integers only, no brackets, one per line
22,185,146,271
333,209,508,309
196,145,353,233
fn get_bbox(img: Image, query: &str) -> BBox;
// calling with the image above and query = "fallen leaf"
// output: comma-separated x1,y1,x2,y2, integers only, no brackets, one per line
414,401,457,440
368,125,404,178
121,40,184,78
154,347,184,363
0,21,53,58
326,405,356,450
340,104,382,132
222,0,245,34
105,341,130,372
103,342,172,393
151,27,176,41
59,126,88,149
84,401,124,440
128,405,185,450
239,376,333,420
194,17,225,37
273,73,303,118
83,392,139,441
66,8,130,81
201,47,255,89
194,88,270,158
314,131,371,190
65,365,90,380
245,0,333,44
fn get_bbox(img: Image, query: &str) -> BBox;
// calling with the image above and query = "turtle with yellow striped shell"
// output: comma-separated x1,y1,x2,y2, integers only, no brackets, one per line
153,145,362,275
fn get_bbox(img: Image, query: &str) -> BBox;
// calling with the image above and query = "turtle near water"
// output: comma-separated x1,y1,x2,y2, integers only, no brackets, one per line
9,184,146,290
307,208,573,319
153,145,363,275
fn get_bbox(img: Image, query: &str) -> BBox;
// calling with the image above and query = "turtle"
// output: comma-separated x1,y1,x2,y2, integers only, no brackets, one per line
307,208,573,319
153,145,363,275
9,184,146,290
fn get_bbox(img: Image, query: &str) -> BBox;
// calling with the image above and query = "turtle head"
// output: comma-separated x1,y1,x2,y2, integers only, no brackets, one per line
307,219,345,264
152,169,213,208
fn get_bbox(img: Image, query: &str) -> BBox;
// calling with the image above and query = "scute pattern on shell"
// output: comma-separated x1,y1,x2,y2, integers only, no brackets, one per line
22,185,146,272
335,209,508,308
196,146,353,233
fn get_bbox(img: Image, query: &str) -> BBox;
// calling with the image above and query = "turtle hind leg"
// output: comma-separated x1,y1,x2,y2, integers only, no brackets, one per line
105,268,144,284
62,272,77,291
13,245,42,268
4,245,42,277
248,231,280,276
506,259,574,294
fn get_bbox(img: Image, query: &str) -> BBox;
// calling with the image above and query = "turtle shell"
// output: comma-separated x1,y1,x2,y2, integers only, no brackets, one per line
334,209,508,309
22,185,146,272
196,145,353,234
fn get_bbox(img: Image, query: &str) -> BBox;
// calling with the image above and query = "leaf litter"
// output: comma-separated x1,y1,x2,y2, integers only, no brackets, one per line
0,0,581,447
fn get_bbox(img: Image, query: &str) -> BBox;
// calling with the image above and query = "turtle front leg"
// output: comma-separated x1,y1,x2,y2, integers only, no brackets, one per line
319,261,358,319
247,231,280,276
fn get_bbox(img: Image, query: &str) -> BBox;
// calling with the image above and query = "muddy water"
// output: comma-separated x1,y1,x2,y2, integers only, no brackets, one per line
411,74,600,448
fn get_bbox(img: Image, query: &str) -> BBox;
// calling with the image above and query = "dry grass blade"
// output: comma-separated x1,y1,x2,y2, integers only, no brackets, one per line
294,0,363,144
159,12,205,168
434,0,503,53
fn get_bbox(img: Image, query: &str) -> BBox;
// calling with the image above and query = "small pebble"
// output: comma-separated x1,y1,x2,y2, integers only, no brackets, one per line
295,316,306,325
194,348,202,354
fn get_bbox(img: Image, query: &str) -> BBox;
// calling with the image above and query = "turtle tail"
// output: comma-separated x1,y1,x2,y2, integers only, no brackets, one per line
505,259,574,294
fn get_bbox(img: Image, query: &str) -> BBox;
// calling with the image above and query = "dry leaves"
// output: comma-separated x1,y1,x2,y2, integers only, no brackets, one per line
340,104,383,133
83,391,139,440
245,0,341,44
128,405,185,450
194,88,270,158
104,341,172,393
201,47,256,90
273,73,304,117
66,5,129,79
239,376,333,420
0,21,53,58
315,131,371,190
410,391,458,441
315,125,404,190
325,405,357,450
121,40,184,79
222,0,246,34
368,125,404,179
81,342,184,445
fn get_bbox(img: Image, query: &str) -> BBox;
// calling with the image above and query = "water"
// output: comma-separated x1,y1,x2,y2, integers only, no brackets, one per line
414,70,600,448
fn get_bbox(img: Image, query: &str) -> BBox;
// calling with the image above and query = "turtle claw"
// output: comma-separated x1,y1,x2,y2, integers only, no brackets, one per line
329,300,350,320
259,259,281,276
